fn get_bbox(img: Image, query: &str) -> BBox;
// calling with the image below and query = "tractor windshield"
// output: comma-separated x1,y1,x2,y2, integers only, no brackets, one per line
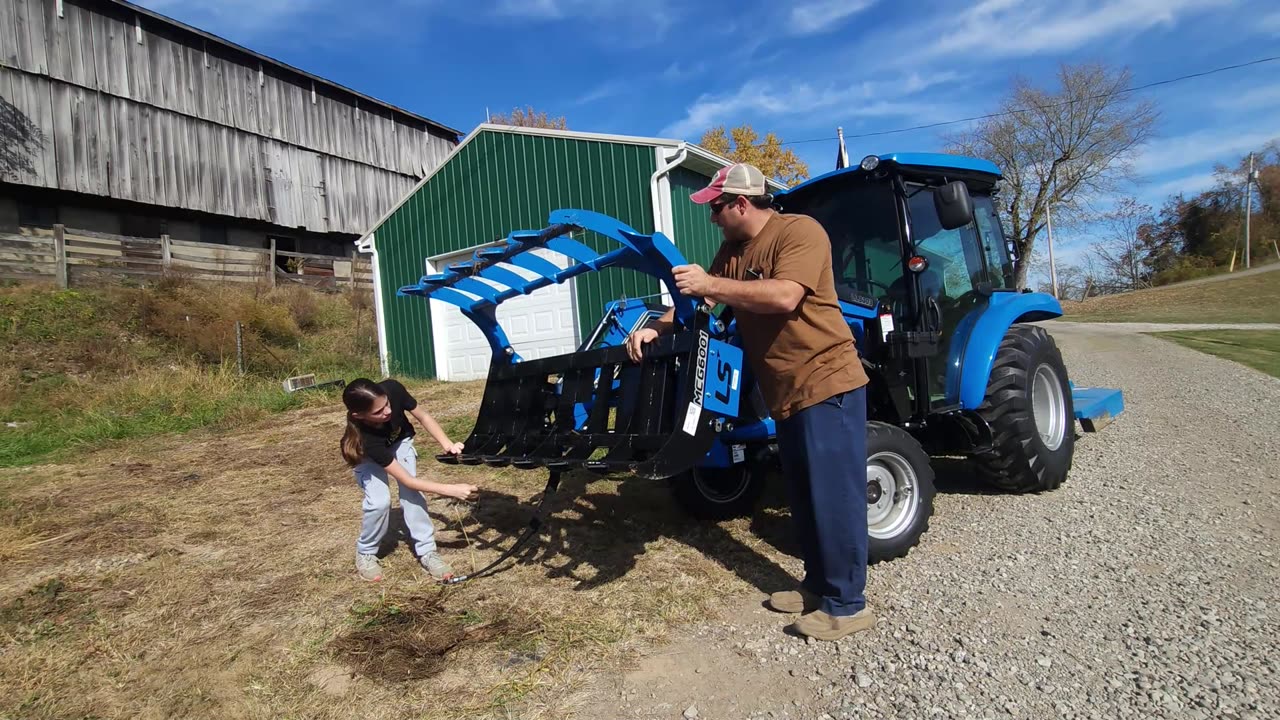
780,176,905,309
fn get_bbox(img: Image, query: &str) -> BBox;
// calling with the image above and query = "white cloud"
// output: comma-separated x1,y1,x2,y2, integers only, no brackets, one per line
788,0,877,35
1214,83,1280,111
1133,127,1279,176
662,61,708,82
1138,171,1219,202
660,71,962,139
572,81,625,106
491,0,678,45
1262,10,1280,34
916,0,1230,61
140,0,335,37
494,0,562,17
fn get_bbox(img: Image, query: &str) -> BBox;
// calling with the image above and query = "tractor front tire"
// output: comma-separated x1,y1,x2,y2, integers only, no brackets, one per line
975,324,1075,493
866,422,936,564
670,461,769,521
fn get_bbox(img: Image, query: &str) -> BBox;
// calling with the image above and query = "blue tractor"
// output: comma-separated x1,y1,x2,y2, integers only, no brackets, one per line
399,152,1124,576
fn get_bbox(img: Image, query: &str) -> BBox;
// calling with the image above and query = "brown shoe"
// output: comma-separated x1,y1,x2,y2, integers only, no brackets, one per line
767,587,821,614
792,607,876,641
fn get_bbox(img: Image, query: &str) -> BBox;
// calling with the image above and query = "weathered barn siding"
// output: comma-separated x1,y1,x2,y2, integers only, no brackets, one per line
0,0,458,235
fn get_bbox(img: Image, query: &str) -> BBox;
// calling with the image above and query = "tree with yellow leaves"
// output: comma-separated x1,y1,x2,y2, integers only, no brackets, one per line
488,106,568,130
699,124,809,186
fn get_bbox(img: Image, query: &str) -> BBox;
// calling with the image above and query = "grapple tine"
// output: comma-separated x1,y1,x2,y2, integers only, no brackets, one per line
396,210,742,483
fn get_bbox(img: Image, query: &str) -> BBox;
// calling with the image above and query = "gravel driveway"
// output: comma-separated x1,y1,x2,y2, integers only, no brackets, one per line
578,321,1279,720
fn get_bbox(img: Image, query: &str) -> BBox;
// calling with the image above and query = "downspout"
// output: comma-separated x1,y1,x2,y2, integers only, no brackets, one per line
650,142,687,235
355,234,390,378
650,143,687,307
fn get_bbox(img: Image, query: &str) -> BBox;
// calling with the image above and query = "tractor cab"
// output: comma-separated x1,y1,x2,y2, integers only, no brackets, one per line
773,153,1021,425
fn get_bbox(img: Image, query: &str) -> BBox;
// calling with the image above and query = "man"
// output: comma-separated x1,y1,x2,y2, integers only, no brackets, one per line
625,163,874,642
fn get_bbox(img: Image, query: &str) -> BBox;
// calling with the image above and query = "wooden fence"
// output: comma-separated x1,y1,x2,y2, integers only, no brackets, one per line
0,225,373,291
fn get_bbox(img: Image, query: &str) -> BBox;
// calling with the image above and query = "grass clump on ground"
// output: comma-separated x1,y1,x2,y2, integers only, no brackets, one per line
1061,271,1280,324
1149,330,1280,379
0,278,380,467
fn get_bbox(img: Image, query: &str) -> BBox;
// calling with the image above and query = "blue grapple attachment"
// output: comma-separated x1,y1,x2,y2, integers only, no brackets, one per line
398,209,744,482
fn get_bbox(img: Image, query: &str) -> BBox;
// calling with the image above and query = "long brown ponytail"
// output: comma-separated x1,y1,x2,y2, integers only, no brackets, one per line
341,378,386,466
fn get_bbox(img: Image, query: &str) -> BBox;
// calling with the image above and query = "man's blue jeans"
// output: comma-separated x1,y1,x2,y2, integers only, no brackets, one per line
775,386,868,617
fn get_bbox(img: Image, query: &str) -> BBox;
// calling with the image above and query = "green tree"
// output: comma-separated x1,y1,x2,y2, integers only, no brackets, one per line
699,124,809,186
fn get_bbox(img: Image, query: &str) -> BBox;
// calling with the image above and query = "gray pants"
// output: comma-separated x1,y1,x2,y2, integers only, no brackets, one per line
353,439,438,557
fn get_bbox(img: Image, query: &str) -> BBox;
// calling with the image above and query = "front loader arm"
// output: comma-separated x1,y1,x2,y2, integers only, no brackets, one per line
396,209,742,480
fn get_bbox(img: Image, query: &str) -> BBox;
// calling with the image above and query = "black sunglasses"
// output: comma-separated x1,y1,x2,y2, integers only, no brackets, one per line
710,195,741,214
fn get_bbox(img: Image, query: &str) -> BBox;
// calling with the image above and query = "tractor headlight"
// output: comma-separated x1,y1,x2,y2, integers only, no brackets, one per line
860,155,880,171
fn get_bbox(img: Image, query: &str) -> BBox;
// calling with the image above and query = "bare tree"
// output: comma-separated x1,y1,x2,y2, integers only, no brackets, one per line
1089,197,1154,290
945,63,1158,288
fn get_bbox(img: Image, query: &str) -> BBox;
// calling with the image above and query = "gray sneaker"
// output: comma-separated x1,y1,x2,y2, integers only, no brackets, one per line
355,553,383,582
419,551,455,581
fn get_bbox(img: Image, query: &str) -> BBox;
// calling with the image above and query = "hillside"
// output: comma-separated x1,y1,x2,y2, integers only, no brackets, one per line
1061,270,1280,324
0,279,381,467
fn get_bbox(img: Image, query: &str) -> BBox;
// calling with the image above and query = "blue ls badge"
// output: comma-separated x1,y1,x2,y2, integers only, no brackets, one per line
702,338,742,417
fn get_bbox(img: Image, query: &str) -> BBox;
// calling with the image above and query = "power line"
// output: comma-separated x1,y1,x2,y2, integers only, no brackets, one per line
772,54,1280,146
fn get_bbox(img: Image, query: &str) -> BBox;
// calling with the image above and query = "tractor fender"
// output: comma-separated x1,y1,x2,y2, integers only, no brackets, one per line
957,292,1063,410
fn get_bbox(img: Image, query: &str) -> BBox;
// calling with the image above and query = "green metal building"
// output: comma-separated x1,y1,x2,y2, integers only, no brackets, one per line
357,124,782,380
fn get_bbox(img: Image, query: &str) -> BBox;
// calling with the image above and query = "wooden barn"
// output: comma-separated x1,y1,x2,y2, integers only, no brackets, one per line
0,0,460,270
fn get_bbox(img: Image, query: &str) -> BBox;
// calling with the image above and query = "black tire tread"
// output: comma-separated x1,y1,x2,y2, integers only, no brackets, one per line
973,324,1074,493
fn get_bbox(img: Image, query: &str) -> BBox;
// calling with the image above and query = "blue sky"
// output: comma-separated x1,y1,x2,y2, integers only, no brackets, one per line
139,0,1279,270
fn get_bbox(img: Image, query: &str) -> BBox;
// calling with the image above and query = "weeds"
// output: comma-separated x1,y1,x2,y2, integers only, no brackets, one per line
0,279,379,466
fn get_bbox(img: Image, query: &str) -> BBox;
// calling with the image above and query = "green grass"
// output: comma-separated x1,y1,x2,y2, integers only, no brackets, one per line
1149,330,1280,379
1062,271,1280,324
0,365,359,467
0,281,379,467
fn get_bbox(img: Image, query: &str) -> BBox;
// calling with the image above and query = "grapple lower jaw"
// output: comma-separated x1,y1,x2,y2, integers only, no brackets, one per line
438,308,741,479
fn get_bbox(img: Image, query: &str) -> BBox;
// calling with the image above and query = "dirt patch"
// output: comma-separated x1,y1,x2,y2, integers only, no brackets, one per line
308,664,355,696
0,577,85,637
330,593,522,683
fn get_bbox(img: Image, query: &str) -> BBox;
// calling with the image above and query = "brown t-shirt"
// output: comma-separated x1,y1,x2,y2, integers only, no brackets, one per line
709,212,869,421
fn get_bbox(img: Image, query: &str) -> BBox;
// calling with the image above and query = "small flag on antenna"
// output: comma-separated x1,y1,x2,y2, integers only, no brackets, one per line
836,127,849,170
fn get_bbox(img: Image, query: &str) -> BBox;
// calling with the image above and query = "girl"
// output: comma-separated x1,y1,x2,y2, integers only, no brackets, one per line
340,377,478,582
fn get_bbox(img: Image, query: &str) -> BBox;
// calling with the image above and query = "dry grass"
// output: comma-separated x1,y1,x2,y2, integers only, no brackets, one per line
1060,270,1280,324
0,280,378,466
0,381,804,720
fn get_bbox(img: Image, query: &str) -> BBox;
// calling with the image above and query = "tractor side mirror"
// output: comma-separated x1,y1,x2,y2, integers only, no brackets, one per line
935,180,974,230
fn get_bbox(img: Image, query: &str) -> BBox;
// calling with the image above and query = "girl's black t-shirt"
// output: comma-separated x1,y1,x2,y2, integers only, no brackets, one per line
356,379,418,467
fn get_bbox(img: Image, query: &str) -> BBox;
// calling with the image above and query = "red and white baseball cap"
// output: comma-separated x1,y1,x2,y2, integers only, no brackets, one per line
690,163,768,204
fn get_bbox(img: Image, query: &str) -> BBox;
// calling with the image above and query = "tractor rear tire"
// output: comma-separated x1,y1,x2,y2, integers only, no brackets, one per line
974,323,1075,493
670,461,769,521
866,422,936,564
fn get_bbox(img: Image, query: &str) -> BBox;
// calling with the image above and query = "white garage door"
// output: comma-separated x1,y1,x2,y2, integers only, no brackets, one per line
429,247,579,381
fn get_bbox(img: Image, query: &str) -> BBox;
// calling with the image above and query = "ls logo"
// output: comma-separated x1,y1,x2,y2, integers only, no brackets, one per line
701,339,742,417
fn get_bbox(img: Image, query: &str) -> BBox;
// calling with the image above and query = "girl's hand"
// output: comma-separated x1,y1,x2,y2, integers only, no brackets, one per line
442,483,478,501
445,441,465,455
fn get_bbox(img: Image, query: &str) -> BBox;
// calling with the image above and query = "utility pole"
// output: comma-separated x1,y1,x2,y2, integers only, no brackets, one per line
1046,202,1059,299
1244,152,1256,270
1045,165,1059,299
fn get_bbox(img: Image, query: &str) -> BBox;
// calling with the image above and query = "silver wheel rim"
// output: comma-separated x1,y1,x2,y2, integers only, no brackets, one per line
1032,363,1067,451
694,467,750,504
866,451,920,540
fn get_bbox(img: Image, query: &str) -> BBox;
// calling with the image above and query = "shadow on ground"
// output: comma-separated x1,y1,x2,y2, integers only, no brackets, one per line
373,454,1020,594
381,471,804,595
